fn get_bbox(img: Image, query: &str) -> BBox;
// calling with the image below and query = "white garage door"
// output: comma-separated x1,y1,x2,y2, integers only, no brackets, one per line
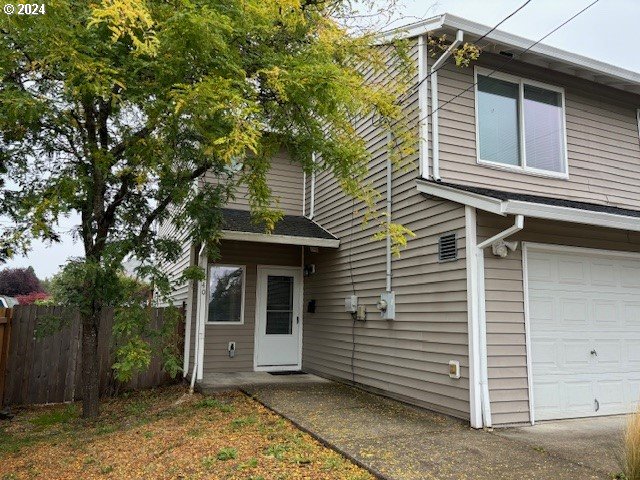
527,246,640,421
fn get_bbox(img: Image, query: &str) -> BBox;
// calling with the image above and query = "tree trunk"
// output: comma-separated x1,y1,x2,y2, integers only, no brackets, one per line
81,309,101,419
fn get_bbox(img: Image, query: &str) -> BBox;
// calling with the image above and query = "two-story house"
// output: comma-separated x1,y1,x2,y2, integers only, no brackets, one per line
160,13,640,429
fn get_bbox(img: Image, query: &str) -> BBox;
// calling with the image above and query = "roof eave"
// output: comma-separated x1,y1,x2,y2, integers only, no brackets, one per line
416,179,640,233
379,13,640,93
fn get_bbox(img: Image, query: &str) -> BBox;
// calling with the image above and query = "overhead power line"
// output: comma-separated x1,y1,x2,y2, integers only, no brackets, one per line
415,0,601,124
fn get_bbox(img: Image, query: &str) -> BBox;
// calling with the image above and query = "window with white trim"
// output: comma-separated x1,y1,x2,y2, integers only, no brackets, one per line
475,68,568,177
207,265,245,324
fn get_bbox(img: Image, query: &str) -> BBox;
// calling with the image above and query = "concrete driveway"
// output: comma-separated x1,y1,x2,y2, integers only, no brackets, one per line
244,379,627,480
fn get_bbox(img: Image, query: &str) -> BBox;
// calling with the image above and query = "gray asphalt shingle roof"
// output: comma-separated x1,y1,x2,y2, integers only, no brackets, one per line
221,208,337,240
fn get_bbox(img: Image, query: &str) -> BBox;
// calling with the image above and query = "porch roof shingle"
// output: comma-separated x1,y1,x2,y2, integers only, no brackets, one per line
221,208,338,241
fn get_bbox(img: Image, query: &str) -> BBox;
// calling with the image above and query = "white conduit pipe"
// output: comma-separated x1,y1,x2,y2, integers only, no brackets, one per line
309,152,316,220
475,215,524,427
189,243,207,394
386,132,393,293
431,30,464,181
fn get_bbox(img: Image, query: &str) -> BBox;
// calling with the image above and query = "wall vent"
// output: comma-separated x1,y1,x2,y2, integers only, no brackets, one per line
438,233,458,262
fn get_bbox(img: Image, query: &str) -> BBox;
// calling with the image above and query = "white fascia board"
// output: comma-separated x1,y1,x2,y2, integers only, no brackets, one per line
503,201,640,232
416,180,504,215
416,179,640,232
222,230,340,248
376,15,445,44
379,13,640,90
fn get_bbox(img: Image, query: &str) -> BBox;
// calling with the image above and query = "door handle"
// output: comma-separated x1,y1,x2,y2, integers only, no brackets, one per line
594,399,600,412
590,349,597,356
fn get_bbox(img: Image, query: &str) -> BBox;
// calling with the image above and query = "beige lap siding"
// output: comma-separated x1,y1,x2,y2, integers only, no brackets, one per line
303,39,470,420
202,240,301,374
436,54,640,210
201,149,304,215
478,212,640,425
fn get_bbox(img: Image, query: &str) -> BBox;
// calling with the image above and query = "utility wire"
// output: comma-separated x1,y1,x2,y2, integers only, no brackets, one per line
415,0,601,125
398,0,534,103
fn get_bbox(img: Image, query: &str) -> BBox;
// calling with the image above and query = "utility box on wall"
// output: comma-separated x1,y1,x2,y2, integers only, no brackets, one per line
377,291,395,320
345,295,358,313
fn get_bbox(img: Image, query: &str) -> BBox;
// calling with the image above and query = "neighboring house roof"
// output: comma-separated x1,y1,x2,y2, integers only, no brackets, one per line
380,13,640,95
417,179,640,232
221,208,339,248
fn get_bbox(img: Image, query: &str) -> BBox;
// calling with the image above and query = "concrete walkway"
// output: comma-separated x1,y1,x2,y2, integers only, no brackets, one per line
244,381,625,480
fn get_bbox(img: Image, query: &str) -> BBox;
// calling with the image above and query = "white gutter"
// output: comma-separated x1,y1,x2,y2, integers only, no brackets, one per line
431,30,464,181
379,13,640,95
386,132,393,292
221,230,339,248
189,244,207,394
475,214,524,428
416,180,640,233
418,34,429,178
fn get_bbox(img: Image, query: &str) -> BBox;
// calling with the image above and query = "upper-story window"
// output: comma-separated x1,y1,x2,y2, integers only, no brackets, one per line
475,67,568,178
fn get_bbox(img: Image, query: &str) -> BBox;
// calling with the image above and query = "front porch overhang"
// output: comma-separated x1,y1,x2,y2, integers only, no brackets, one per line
416,179,640,233
221,208,340,248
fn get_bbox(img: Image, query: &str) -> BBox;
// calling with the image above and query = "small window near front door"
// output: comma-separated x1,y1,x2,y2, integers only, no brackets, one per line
265,275,294,334
207,265,245,324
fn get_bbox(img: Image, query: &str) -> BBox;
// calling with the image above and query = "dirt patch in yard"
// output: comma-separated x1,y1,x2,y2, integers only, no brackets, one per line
0,385,373,480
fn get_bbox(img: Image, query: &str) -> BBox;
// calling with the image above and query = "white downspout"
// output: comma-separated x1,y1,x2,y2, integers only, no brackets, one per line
309,152,316,220
431,30,464,181
418,34,429,179
189,244,207,394
475,214,524,428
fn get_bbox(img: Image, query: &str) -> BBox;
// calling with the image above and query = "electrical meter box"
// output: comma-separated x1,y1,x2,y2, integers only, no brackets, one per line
344,295,358,313
377,291,396,320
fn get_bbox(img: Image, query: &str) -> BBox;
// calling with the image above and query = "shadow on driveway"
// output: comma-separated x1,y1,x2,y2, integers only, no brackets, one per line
245,381,624,480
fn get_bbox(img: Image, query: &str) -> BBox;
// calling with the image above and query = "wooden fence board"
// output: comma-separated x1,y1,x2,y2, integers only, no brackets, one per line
1,306,183,406
0,308,12,406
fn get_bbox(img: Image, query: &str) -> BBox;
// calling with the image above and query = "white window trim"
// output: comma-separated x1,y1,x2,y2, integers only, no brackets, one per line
205,263,246,326
474,66,569,180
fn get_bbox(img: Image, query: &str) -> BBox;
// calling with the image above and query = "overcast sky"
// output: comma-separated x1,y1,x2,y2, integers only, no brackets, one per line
4,0,639,279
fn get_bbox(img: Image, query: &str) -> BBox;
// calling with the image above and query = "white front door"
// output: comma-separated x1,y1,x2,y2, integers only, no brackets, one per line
255,266,302,370
527,245,640,421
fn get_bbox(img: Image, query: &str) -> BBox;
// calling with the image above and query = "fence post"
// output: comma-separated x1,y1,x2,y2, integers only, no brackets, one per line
0,308,12,407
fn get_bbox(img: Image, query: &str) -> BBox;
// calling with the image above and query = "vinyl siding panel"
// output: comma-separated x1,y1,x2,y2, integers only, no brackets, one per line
202,240,301,374
437,54,640,210
478,211,640,425
202,149,304,215
303,41,471,420
157,208,193,308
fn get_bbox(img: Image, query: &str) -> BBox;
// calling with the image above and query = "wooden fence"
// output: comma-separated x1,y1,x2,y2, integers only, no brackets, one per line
0,305,184,407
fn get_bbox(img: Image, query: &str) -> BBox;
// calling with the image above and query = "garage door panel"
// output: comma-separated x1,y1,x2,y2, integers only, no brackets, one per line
563,340,592,368
560,298,588,325
558,260,587,285
627,341,640,363
591,262,617,286
593,300,619,327
621,265,640,288
624,304,640,326
528,247,640,421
